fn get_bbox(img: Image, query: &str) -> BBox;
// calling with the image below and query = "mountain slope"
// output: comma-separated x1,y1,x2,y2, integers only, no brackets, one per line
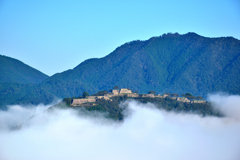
0,55,49,84
40,32,240,98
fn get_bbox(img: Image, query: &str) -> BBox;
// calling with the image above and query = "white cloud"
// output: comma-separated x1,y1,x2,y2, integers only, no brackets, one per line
208,93,240,121
0,95,240,160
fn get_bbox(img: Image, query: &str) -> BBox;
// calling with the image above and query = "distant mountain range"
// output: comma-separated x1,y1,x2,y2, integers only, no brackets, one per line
1,32,240,108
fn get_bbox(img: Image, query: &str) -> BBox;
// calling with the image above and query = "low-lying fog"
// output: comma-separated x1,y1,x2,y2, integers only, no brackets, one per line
0,94,239,160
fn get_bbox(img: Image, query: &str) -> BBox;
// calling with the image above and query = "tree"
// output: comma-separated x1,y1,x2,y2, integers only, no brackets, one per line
63,98,73,106
170,93,179,97
183,93,196,100
92,90,108,96
82,92,89,98
185,93,193,97
133,90,139,94
165,92,170,96
196,96,203,100
148,90,156,95
113,86,119,90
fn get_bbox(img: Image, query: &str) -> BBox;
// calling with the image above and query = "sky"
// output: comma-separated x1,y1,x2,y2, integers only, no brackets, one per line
0,94,240,160
1,0,240,76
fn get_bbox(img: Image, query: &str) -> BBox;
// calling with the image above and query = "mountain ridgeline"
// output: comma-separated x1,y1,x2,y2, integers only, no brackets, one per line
0,55,50,108
0,55,49,84
40,32,240,97
1,32,240,107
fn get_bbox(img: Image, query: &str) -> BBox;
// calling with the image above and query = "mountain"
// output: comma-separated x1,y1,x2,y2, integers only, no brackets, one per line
0,55,49,84
39,32,240,97
1,32,240,107
0,55,50,108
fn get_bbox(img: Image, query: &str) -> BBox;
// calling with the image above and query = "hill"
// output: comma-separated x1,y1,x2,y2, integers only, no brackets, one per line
53,88,220,121
0,55,49,84
1,32,240,107
0,55,50,108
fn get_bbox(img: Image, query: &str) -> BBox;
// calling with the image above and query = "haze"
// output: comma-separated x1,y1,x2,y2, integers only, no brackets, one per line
0,94,239,160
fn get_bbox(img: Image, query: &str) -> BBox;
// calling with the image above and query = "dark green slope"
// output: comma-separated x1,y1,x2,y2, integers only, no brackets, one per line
0,83,55,109
138,33,240,95
40,32,240,98
0,55,50,108
39,40,148,97
0,55,49,84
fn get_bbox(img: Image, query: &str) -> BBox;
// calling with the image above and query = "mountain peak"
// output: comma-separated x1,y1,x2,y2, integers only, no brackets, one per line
0,55,49,84
43,33,240,98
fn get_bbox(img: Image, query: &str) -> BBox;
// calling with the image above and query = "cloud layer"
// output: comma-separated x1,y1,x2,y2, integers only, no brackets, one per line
0,94,240,160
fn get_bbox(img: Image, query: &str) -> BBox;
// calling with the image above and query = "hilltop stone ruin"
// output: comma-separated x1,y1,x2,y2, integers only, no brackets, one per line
71,88,206,106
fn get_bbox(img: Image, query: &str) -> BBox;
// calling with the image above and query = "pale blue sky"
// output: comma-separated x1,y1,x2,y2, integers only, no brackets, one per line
1,0,240,76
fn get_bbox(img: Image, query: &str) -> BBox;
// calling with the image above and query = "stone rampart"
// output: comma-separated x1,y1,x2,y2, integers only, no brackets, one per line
127,93,139,97
112,90,119,95
155,95,163,98
169,97,177,100
88,96,97,99
142,94,155,98
72,99,96,106
119,88,132,94
177,97,190,103
191,100,206,104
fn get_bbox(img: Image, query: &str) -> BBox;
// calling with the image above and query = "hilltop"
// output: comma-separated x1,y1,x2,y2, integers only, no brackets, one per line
0,55,50,109
69,88,206,107
54,88,220,121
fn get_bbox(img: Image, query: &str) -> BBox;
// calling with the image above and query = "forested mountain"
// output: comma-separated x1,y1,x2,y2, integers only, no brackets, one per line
0,55,50,108
1,32,240,107
0,55,49,84
39,32,240,97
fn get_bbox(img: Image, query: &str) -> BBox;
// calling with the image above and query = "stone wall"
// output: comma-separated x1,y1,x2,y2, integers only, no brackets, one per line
96,96,110,100
142,94,155,98
72,99,96,106
119,88,132,94
127,93,139,97
191,100,206,104
88,96,97,99
177,97,190,103
112,90,119,95
169,97,177,100
155,95,163,98
162,94,169,98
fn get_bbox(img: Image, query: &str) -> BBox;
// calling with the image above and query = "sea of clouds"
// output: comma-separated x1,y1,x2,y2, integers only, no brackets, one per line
0,94,239,160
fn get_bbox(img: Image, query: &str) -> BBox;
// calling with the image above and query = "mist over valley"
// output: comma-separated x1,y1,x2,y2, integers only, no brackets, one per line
0,94,240,160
